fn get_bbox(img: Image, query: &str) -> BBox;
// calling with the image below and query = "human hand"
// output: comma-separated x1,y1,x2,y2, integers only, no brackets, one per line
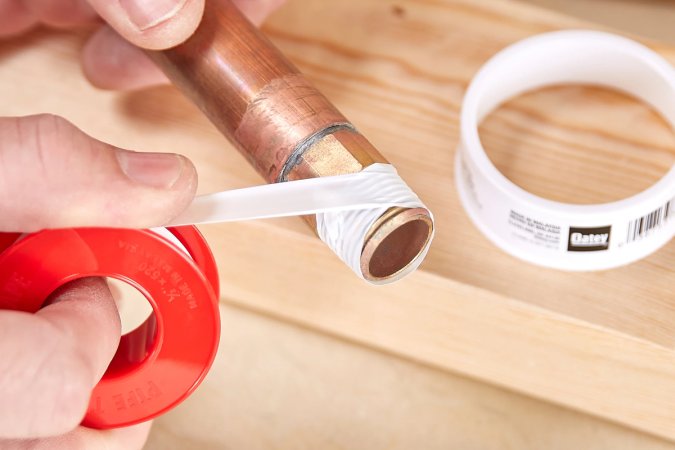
0,113,195,448
0,1,285,448
0,0,286,90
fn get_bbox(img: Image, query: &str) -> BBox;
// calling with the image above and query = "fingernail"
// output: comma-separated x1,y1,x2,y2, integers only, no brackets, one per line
116,151,184,189
119,0,188,31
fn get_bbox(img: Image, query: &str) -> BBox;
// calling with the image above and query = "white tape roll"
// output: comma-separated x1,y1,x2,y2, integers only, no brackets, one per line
169,164,432,283
456,30,675,270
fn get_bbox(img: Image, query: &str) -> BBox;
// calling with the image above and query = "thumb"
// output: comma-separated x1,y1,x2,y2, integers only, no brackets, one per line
0,114,197,232
85,0,205,50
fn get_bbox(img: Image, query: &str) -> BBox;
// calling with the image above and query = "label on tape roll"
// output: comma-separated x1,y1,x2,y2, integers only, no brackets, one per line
455,30,675,270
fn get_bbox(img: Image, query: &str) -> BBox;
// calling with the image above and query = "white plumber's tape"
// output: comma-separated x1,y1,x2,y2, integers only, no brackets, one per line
169,163,433,284
456,30,675,270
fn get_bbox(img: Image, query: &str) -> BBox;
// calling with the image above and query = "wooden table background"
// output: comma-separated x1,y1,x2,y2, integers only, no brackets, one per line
1,0,675,447
145,304,675,449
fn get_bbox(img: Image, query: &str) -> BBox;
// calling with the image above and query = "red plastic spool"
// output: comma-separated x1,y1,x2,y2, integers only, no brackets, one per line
0,226,220,429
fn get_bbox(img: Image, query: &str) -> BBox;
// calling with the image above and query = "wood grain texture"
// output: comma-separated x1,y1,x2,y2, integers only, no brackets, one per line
1,0,675,441
146,304,675,449
525,0,675,43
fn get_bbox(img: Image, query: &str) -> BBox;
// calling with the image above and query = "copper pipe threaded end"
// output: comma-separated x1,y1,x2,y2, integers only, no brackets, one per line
361,207,434,282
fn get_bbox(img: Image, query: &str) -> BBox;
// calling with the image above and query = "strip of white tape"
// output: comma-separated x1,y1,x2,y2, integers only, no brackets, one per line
168,163,433,283
456,30,675,270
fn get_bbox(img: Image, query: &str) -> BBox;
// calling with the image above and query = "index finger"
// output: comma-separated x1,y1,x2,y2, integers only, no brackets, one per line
0,1,37,37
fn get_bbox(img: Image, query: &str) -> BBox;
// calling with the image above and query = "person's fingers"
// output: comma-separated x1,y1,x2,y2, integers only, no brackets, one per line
0,114,197,232
23,0,98,28
0,278,120,438
231,0,286,26
40,279,121,383
0,1,38,37
1,421,151,450
84,0,204,50
81,0,287,91
82,26,168,90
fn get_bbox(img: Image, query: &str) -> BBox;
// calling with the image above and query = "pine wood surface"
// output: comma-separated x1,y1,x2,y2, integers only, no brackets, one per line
146,304,675,449
1,0,674,442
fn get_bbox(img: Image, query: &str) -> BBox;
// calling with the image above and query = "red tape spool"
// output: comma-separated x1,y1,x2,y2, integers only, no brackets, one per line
0,226,220,428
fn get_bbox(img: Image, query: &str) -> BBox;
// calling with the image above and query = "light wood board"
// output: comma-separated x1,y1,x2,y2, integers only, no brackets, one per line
1,0,675,441
146,304,675,449
525,0,675,43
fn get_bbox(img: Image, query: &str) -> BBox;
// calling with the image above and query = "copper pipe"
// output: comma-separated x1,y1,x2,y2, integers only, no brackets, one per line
149,0,433,282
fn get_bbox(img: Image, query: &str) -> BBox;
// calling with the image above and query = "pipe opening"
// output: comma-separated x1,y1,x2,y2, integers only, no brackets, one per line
361,208,433,281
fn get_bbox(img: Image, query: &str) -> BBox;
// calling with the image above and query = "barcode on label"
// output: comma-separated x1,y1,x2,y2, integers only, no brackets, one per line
626,197,675,243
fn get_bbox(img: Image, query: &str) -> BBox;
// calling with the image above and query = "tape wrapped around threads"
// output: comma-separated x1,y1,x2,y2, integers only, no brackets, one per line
169,163,434,283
